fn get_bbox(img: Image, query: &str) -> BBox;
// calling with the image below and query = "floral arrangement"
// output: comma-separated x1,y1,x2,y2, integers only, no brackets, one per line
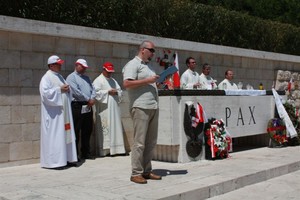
204,118,231,159
283,102,300,145
266,118,288,146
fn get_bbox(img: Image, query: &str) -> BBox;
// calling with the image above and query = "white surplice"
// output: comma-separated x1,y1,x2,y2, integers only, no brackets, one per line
93,74,125,156
39,70,77,168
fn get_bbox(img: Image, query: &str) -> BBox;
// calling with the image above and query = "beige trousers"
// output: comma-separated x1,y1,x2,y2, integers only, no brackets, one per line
130,107,159,176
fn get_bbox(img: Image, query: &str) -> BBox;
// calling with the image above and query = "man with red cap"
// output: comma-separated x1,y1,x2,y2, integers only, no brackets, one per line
66,58,96,160
39,55,77,169
93,62,126,156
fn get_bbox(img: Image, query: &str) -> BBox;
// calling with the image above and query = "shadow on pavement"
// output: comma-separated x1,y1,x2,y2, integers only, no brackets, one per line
152,169,188,177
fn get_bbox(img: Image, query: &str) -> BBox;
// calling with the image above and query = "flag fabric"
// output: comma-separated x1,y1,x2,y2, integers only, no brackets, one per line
191,103,204,128
173,52,180,88
288,78,293,92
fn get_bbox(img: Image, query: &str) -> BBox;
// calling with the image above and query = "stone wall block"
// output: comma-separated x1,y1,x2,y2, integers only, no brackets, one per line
21,88,40,105
33,69,46,87
54,37,76,54
11,105,40,124
0,31,9,49
112,44,129,59
22,123,40,141
0,143,9,163
32,35,55,52
223,55,234,66
0,49,21,69
0,87,21,106
242,57,250,68
9,32,32,51
76,39,95,56
9,69,33,87
0,106,11,124
0,69,9,86
9,141,33,161
32,140,40,158
0,124,22,142
21,52,44,69
95,41,113,57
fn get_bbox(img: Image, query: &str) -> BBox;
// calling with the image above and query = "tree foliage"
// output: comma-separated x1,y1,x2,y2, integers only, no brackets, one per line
1,0,300,55
192,0,300,26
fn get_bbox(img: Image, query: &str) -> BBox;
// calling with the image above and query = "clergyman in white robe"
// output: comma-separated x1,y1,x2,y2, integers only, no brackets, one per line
93,72,126,156
39,58,77,168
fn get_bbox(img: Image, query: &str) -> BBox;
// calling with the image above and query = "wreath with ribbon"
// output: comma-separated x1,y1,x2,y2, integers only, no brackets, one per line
267,118,288,146
204,118,231,160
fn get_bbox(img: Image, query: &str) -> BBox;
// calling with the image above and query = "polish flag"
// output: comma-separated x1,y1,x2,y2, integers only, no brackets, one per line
173,52,180,88
191,103,204,128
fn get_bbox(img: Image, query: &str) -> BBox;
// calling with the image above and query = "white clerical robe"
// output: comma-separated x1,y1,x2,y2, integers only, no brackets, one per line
218,79,238,90
93,74,125,156
180,69,201,89
39,70,77,168
199,73,217,90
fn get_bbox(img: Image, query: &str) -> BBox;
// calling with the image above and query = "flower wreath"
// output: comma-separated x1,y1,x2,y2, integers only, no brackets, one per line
204,118,231,159
267,118,288,146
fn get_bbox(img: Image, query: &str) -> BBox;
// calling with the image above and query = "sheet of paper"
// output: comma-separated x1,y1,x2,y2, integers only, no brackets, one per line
81,105,91,114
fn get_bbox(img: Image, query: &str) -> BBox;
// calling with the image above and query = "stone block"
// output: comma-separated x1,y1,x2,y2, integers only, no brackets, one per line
9,69,33,87
76,39,95,56
32,140,40,158
0,106,11,124
0,49,21,69
233,56,242,67
33,69,46,87
54,37,76,54
21,88,40,105
0,143,9,162
201,53,214,66
223,55,234,66
0,87,21,105
242,57,250,68
9,32,32,51
112,44,129,58
0,69,9,86
11,105,40,124
95,41,113,58
21,52,44,69
0,124,22,142
32,35,55,52
22,123,40,141
0,31,9,49
9,141,33,161
61,54,76,72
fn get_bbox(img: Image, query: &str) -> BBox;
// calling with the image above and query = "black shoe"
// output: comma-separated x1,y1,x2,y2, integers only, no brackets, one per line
52,165,70,170
67,162,79,167
84,155,96,160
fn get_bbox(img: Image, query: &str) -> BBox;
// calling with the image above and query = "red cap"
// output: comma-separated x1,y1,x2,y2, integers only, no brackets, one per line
103,62,115,72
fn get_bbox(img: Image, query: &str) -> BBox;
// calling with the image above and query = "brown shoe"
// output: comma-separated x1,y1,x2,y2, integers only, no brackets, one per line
142,172,162,180
130,175,147,184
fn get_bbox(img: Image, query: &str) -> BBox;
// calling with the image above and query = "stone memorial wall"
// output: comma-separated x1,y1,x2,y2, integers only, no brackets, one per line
1,15,300,166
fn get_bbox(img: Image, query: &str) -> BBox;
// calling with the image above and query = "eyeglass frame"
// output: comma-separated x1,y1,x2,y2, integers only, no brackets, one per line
144,47,155,53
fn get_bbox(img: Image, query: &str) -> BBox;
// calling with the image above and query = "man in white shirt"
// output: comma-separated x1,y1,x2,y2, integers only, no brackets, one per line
218,69,238,90
180,57,201,89
199,63,217,90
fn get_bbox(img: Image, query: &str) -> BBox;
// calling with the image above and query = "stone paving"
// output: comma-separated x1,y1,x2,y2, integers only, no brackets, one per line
0,146,300,200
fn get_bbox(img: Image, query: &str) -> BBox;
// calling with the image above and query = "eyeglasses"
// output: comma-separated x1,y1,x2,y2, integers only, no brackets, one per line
144,47,155,53
190,61,196,64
